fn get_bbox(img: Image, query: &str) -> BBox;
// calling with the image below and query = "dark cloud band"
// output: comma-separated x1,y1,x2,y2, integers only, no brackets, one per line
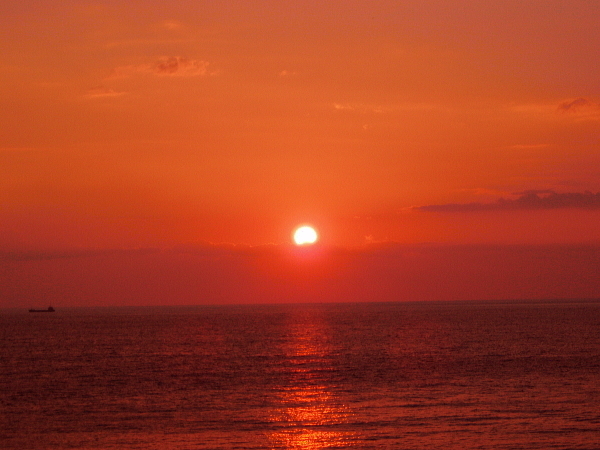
416,191,600,212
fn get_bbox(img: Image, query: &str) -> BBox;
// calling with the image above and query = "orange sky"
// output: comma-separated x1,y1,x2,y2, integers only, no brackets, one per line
1,1,600,305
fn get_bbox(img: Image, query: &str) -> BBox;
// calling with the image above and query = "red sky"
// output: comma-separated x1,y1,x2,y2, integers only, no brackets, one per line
1,1,600,306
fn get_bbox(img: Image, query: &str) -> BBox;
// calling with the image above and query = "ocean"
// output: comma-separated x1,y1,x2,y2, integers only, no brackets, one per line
1,300,599,449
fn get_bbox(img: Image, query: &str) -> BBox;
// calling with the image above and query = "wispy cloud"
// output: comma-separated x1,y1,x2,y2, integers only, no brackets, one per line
505,143,550,150
154,57,210,76
333,103,387,114
333,102,445,114
416,190,600,212
509,97,600,121
105,38,189,49
0,248,160,262
83,86,127,99
158,20,184,31
109,56,215,79
0,146,46,153
557,97,597,113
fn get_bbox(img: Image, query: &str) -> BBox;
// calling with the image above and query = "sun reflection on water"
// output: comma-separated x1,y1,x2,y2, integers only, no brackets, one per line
267,312,357,449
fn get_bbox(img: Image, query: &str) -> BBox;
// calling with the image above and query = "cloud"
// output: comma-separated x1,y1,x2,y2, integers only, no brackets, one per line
279,70,297,77
416,191,600,212
333,102,444,115
557,97,596,113
333,103,354,111
509,98,600,121
3,243,600,306
105,38,188,49
0,248,160,262
505,144,550,150
158,20,184,31
333,103,387,114
110,57,215,79
0,146,43,153
0,243,294,263
154,56,210,76
83,86,127,99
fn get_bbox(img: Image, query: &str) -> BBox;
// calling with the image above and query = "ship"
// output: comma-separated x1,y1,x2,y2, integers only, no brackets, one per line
29,306,55,313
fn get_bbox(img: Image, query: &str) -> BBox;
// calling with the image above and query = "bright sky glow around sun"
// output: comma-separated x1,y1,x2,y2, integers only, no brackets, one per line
293,226,318,245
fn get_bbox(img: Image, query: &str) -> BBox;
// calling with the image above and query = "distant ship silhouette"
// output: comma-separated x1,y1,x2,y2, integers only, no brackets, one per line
29,306,55,313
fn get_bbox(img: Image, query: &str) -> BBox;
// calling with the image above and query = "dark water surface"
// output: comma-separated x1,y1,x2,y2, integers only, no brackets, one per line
1,300,599,449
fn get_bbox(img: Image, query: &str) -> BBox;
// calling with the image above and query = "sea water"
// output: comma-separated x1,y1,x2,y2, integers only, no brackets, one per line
1,300,599,449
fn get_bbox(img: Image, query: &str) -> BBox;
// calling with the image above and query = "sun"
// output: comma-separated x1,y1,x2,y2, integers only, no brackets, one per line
293,225,318,246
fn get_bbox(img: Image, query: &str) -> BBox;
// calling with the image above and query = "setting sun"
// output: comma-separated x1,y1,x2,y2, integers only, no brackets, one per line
293,226,318,246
